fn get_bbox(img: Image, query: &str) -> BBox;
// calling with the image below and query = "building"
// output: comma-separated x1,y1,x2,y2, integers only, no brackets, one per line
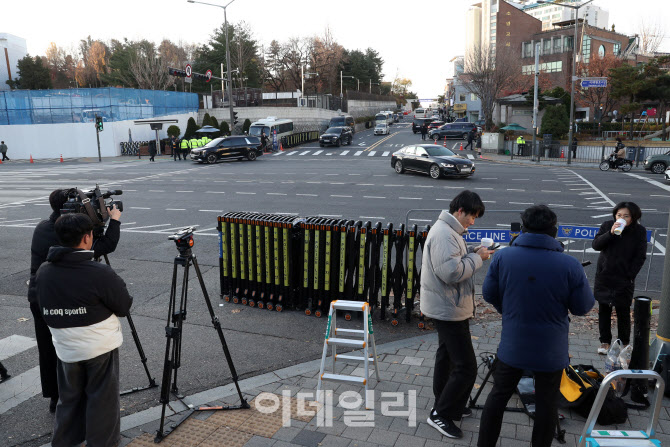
0,33,27,91
447,56,483,122
521,0,609,31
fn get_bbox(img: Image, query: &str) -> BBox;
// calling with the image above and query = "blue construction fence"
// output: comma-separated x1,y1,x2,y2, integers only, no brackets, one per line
0,88,199,125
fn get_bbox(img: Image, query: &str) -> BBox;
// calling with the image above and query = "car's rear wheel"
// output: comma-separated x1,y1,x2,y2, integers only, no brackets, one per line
394,160,404,174
335,139,341,147
651,162,667,174
247,151,257,161
429,164,441,179
206,154,217,164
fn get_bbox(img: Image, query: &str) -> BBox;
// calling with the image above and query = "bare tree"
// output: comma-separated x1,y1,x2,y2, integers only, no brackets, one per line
462,44,525,130
637,19,666,55
129,46,172,90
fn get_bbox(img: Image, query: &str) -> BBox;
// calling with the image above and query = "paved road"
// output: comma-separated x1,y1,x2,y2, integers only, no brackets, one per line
1,121,669,446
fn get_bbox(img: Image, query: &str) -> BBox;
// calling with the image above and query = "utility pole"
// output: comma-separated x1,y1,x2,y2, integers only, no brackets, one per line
532,42,540,161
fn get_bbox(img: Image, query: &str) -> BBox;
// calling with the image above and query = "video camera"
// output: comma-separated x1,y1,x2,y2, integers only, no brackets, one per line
60,185,123,235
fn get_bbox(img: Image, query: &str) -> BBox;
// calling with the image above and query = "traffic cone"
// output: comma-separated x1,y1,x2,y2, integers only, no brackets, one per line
30,154,34,163
60,154,64,163
0,158,3,164
459,143,463,151
443,137,447,147
280,141,284,152
560,148,565,158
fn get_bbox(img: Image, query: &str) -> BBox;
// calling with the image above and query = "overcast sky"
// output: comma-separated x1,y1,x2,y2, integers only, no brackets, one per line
4,0,670,99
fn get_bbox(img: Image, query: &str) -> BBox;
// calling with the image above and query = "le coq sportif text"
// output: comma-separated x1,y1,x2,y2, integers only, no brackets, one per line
43,307,88,317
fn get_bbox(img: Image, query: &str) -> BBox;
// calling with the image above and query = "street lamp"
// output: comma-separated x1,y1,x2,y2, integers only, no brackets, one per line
187,0,236,133
340,71,354,97
301,65,318,103
537,0,594,165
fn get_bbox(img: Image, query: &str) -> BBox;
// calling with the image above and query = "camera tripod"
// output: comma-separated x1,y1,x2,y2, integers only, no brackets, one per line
155,228,248,443
98,255,158,395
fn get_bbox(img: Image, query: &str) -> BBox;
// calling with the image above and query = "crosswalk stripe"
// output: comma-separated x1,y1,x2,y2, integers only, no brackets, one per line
313,150,323,155
368,151,376,157
299,151,311,155
0,366,41,414
467,154,475,160
286,151,298,156
354,151,363,156
382,152,390,157
0,335,37,361
340,151,349,156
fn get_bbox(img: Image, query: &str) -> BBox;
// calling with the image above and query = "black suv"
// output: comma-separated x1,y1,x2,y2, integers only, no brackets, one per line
412,118,434,134
319,126,353,147
190,136,263,164
429,122,477,140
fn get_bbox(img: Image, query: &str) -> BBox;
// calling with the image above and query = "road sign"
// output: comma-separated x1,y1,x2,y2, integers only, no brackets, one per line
185,64,192,78
581,78,607,88
463,229,511,244
205,69,212,83
558,225,652,242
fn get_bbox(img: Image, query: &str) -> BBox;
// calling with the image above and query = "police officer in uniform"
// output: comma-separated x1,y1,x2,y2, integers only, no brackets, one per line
172,136,181,161
516,135,526,156
180,137,190,161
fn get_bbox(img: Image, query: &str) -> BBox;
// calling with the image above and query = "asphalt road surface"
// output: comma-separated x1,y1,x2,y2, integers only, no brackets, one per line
1,121,669,446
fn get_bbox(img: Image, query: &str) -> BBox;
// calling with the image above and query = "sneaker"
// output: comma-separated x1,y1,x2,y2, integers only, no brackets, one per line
598,343,610,355
427,413,463,439
461,407,472,418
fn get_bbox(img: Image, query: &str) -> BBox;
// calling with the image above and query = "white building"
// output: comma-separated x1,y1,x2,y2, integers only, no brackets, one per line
520,1,608,31
0,33,27,91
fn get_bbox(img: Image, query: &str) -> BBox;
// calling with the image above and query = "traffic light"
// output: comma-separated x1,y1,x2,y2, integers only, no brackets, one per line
95,116,104,132
168,67,187,77
233,111,239,126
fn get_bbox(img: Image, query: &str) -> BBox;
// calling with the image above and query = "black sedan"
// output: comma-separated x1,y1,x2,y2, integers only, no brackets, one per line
319,126,353,147
391,144,475,179
190,136,262,164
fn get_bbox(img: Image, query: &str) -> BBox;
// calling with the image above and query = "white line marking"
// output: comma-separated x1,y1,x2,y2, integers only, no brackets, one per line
360,216,386,220
548,204,574,207
475,187,493,190
510,202,533,205
199,209,223,212
313,150,323,155
0,218,41,224
331,195,352,198
286,151,298,156
348,174,361,176
625,173,670,193
585,197,603,200
357,184,374,186
326,153,333,155
130,207,151,210
363,196,386,199
651,194,670,198
410,219,432,222
236,192,256,195
467,154,475,160
0,366,41,414
399,197,421,200
507,189,525,192
123,223,172,230
299,151,311,155
541,190,561,193
340,151,350,156
318,214,342,218
297,194,318,197
176,190,194,193
165,208,186,211
382,152,390,157
205,191,226,194
609,193,631,196
0,335,37,361
368,151,377,156
267,193,287,196
354,151,363,156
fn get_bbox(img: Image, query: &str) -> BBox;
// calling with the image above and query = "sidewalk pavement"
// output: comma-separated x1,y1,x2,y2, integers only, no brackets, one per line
479,152,650,171
50,317,670,447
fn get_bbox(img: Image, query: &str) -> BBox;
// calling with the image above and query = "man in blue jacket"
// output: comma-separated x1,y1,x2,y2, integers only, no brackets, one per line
477,205,594,447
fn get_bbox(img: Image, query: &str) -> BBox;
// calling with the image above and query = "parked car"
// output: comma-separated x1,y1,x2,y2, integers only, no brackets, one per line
190,136,262,164
427,120,445,131
328,115,356,134
374,123,390,135
412,118,434,134
644,150,670,174
429,122,478,140
665,167,670,181
319,126,353,147
391,144,475,179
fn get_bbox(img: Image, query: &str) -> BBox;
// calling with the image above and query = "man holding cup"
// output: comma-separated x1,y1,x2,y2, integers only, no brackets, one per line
421,190,493,439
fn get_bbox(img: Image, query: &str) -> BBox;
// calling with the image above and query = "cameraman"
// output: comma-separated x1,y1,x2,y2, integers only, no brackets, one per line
28,189,122,412
477,205,594,447
36,213,132,447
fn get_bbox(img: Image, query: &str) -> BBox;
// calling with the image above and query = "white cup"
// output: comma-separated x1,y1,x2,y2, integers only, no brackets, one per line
481,237,494,248
613,218,627,236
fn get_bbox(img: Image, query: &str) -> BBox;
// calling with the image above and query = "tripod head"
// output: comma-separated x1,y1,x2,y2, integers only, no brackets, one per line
169,226,196,256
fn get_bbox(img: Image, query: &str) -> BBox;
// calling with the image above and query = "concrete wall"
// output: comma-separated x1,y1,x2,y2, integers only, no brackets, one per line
347,100,397,119
0,112,196,160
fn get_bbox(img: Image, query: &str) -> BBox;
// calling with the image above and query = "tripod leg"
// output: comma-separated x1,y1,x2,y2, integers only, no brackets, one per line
191,255,249,408
171,258,190,396
469,356,496,408
123,313,157,391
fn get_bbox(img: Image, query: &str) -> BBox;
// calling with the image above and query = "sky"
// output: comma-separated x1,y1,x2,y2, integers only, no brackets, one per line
4,0,670,99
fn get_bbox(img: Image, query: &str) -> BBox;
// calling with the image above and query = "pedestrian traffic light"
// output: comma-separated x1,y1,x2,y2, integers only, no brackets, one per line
95,116,104,132
233,112,239,126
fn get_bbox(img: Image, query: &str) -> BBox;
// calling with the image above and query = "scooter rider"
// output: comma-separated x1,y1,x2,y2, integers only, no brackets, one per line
613,138,626,168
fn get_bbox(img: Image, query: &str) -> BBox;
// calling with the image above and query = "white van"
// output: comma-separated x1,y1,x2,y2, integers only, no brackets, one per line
248,117,294,139
414,108,427,119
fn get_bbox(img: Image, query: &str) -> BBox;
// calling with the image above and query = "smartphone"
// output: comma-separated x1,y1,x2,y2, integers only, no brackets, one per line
491,244,501,250
581,261,592,267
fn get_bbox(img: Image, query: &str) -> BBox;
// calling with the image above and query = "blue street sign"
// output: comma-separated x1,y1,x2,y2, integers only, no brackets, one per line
581,79,607,88
559,225,652,243
463,229,511,244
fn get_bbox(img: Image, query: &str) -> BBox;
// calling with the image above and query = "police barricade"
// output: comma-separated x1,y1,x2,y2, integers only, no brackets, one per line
281,131,321,149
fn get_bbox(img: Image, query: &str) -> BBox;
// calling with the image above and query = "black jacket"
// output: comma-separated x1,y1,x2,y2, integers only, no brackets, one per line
36,246,132,328
592,220,647,306
28,213,120,304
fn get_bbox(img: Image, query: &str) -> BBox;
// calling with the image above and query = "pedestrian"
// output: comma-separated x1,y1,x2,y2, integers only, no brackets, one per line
0,140,9,161
29,189,122,413
148,140,157,162
36,213,132,447
477,205,594,447
421,123,428,141
571,135,578,159
476,131,482,158
172,136,181,161
421,190,493,439
516,135,526,156
260,131,268,152
464,128,476,150
613,137,626,168
593,202,647,355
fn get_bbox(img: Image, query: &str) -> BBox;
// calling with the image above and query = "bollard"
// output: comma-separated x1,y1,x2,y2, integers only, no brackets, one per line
629,296,652,405
380,223,393,320
651,211,670,372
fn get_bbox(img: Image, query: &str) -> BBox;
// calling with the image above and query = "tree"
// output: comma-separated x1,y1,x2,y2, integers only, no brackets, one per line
202,113,211,127
242,118,251,134
637,56,670,140
45,43,76,88
540,104,570,138
462,45,523,131
6,55,52,89
220,120,230,136
610,63,646,134
210,116,219,130
184,117,199,139
636,19,666,55
167,125,181,138
75,37,110,87
576,55,624,122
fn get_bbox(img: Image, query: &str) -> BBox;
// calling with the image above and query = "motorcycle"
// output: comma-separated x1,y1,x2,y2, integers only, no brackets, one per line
599,153,632,172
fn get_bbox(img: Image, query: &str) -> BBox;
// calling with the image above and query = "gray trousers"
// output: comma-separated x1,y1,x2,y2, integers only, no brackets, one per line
53,349,120,447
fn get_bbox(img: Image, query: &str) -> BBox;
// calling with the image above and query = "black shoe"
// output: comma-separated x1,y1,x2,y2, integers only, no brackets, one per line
49,397,58,413
461,407,472,418
427,413,463,438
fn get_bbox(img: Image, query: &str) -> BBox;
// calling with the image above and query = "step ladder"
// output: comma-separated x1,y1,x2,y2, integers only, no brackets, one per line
578,369,665,447
316,300,380,409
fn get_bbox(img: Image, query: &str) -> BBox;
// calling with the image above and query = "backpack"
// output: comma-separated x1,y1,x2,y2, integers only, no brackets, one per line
558,364,627,425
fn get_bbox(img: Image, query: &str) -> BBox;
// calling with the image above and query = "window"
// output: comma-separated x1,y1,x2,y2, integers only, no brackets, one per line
582,35,591,64
523,42,533,58
598,45,605,59
459,94,467,101
471,93,478,101
553,37,561,53
543,39,551,55
404,147,416,155
613,42,621,56
415,148,428,157
564,36,573,50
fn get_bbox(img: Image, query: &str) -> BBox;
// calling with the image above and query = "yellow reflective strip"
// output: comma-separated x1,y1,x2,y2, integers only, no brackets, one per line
357,232,366,294
264,226,271,284
273,227,280,285
283,228,289,287
324,231,332,291
221,221,229,277
303,228,310,288
339,231,346,293
314,229,320,290
407,236,415,300
239,223,246,280
382,234,389,296
231,223,238,279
